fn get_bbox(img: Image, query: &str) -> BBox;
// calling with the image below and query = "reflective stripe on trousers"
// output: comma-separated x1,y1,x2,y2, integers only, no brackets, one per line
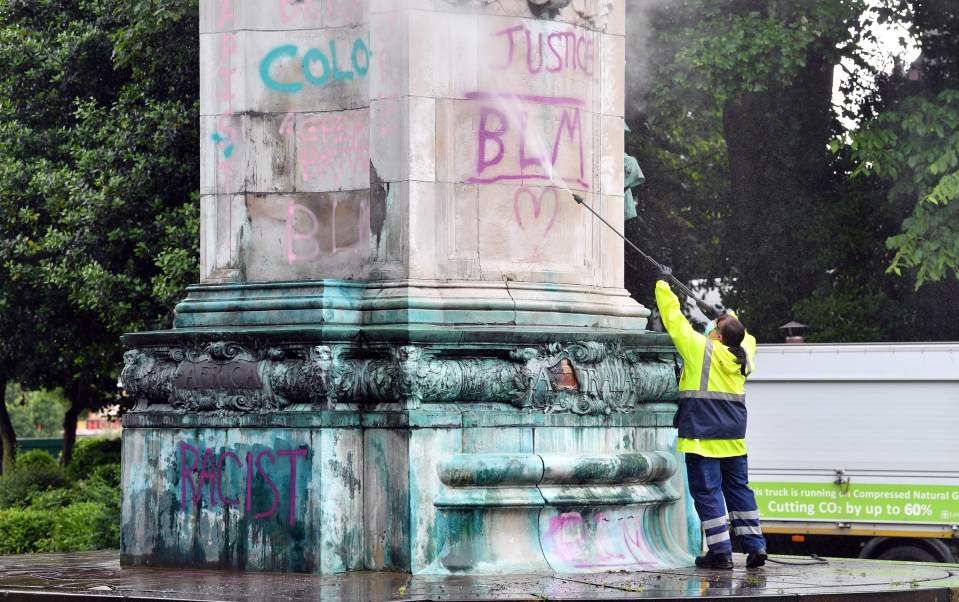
686,453,766,554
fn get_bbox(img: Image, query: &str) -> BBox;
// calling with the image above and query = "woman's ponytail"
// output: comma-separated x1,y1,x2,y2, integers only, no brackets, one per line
728,344,748,376
718,315,748,376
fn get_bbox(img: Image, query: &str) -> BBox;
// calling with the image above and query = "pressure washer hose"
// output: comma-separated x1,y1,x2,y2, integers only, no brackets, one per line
570,193,720,317
766,555,830,566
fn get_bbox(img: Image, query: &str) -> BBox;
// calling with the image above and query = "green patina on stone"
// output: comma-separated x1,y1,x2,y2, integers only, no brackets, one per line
121,279,692,573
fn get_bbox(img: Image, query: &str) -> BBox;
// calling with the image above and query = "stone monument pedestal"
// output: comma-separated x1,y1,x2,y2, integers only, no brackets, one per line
119,0,700,575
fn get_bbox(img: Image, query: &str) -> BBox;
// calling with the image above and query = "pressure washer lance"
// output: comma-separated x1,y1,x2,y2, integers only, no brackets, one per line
570,193,722,320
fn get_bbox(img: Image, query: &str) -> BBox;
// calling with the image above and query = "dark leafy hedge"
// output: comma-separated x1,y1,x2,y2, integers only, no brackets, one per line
65,437,121,481
0,450,69,508
0,443,120,554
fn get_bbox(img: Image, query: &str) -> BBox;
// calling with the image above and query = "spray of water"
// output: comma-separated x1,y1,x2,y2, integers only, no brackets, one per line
491,92,572,196
624,0,680,121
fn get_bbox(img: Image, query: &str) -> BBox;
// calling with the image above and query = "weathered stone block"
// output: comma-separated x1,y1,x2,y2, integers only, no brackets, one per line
290,109,372,193
200,32,246,117
248,113,299,193
407,11,455,99
409,97,437,182
201,113,298,195
363,428,411,571
243,27,372,115
601,193,626,288
405,181,440,280
600,31,626,117
200,113,246,195
120,425,364,573
475,183,590,283
370,97,410,181
369,10,410,100
199,193,246,282
601,115,626,195
242,192,376,282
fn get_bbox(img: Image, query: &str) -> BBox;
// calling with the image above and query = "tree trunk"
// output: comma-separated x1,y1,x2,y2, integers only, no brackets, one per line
0,376,16,475
719,44,837,340
60,400,83,467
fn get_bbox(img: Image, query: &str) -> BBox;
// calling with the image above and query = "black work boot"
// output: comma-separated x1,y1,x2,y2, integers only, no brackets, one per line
746,549,768,568
695,550,734,569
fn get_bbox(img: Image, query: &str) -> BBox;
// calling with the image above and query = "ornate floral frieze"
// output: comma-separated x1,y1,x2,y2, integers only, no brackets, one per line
121,339,677,415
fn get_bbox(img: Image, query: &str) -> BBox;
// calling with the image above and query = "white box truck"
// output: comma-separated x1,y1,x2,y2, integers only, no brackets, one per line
746,343,959,563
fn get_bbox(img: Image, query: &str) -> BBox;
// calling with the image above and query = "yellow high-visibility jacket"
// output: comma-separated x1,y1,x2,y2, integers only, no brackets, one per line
655,280,757,457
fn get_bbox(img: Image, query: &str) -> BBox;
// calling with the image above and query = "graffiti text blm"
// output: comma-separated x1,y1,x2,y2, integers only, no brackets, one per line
285,197,369,263
465,92,588,189
179,442,308,528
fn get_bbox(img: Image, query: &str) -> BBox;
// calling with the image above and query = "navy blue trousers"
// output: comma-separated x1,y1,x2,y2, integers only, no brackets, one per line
686,453,766,554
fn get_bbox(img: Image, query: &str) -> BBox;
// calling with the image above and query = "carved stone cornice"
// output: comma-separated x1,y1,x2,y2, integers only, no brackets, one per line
121,338,678,415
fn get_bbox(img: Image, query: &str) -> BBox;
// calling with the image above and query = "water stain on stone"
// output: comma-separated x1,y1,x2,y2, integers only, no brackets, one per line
328,452,361,498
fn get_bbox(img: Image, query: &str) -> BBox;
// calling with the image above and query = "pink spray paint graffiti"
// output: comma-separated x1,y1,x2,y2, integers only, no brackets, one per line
215,0,235,30
277,0,322,24
285,202,323,263
541,510,662,570
178,442,308,528
281,111,369,189
466,92,589,190
215,34,238,113
513,187,559,237
490,24,595,76
284,197,370,264
211,2,239,178
277,99,397,188
324,0,363,25
278,0,360,26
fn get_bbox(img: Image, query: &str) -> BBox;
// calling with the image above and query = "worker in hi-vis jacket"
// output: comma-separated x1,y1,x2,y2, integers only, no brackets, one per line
655,270,767,569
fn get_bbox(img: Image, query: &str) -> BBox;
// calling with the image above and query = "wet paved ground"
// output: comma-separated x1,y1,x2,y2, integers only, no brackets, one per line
0,551,957,601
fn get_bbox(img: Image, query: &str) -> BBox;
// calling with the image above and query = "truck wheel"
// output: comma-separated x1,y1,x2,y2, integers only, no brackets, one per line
876,545,937,562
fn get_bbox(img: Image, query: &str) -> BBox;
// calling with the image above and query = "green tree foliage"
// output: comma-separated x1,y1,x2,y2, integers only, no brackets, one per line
5,383,66,437
813,0,959,335
627,0,959,342
0,0,200,468
849,89,959,285
628,0,876,340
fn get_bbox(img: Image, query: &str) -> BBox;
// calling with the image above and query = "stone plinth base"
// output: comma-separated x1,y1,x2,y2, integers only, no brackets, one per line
119,277,696,574
120,408,696,574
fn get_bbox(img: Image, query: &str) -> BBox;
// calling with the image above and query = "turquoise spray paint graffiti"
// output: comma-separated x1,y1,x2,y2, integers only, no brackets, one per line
302,47,332,86
260,39,371,93
210,132,235,159
260,45,303,93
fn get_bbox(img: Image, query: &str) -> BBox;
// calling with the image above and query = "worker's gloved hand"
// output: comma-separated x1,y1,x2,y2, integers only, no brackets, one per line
657,265,672,281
